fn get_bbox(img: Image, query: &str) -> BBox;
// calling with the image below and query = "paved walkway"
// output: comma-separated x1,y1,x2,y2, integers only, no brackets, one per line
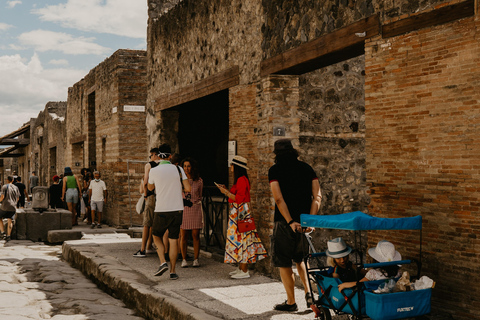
0,239,144,320
63,231,320,320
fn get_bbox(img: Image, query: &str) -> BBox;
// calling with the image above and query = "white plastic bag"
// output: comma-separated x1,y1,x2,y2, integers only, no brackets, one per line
374,279,396,294
413,276,434,290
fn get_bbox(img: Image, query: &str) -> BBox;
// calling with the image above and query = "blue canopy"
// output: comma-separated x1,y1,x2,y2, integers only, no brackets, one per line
300,211,422,230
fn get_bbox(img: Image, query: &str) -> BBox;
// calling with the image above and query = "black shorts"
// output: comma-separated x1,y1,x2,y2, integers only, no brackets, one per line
271,220,309,268
152,211,183,240
0,209,15,219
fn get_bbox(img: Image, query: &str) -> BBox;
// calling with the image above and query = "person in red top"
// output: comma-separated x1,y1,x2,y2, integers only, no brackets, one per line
216,155,267,279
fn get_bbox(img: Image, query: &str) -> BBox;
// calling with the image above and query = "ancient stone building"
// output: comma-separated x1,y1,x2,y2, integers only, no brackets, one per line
0,123,31,185
146,0,479,318
66,49,148,226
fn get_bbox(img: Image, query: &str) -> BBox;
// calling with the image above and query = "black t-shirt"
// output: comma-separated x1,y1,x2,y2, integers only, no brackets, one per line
14,182,26,200
49,184,63,208
146,161,159,197
268,158,318,222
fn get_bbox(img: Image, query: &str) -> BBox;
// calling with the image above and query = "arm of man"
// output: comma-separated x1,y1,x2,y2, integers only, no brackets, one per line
0,193,4,203
182,179,191,193
88,187,92,203
270,181,300,232
143,163,151,197
103,183,107,203
309,179,322,215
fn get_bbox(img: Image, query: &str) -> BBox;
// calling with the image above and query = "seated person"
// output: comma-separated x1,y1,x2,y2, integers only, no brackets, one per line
338,240,402,292
326,237,362,282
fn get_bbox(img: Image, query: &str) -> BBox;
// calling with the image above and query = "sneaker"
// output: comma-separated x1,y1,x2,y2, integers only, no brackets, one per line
274,301,298,312
146,249,156,254
192,259,200,267
90,224,96,229
181,259,188,268
170,273,179,280
305,292,314,306
133,250,146,258
229,268,241,276
96,224,102,228
5,235,11,242
230,270,250,279
154,262,168,276
1,233,5,240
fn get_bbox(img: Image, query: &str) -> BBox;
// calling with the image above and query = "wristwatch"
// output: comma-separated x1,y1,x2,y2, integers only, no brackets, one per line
288,219,295,225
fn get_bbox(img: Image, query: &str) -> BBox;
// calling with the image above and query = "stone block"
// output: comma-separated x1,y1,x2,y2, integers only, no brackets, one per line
47,230,83,244
15,209,72,242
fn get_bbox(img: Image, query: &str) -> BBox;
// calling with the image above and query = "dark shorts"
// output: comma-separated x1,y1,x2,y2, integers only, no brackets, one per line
152,211,183,240
271,220,309,268
0,209,15,219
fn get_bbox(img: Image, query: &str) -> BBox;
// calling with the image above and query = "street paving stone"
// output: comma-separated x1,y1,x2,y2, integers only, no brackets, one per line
0,239,144,320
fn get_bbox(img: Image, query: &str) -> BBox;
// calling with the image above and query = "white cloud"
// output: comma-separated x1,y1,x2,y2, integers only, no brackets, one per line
0,22,13,31
18,30,110,55
0,53,86,136
7,1,22,8
32,0,147,39
49,59,69,66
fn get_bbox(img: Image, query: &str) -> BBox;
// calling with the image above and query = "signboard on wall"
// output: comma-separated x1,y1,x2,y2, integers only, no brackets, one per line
124,105,145,112
228,141,236,167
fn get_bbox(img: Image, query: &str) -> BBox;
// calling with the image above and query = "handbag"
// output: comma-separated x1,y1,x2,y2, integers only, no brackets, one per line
175,166,193,207
236,203,256,233
136,196,145,214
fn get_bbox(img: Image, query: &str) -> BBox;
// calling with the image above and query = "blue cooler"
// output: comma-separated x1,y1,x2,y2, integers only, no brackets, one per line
364,289,432,320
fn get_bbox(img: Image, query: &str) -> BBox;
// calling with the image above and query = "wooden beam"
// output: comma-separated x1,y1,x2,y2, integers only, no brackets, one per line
0,124,30,141
0,153,24,158
70,134,86,145
0,138,30,146
260,14,380,77
382,0,475,38
154,66,240,112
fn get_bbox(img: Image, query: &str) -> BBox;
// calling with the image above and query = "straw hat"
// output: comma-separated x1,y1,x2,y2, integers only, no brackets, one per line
326,237,352,259
368,240,402,263
231,155,249,170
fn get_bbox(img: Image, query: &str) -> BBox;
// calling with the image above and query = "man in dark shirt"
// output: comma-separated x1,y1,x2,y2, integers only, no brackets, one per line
14,176,28,208
29,171,39,193
0,176,20,241
268,139,322,312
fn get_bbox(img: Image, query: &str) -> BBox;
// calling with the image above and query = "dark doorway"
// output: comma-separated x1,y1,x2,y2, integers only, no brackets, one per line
176,90,229,187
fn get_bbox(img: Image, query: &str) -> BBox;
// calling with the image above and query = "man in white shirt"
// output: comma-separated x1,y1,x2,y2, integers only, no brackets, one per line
148,144,190,280
88,171,107,228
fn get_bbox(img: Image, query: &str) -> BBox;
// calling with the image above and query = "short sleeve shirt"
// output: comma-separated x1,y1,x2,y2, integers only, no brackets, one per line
148,162,187,212
89,180,107,202
268,158,318,222
29,175,39,188
1,184,20,212
228,176,250,204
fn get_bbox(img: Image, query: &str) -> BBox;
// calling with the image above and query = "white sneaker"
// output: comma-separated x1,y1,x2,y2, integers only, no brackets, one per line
193,259,200,267
229,268,241,275
181,259,188,268
231,270,250,279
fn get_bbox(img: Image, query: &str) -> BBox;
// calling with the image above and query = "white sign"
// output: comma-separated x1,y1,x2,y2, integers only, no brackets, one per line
228,141,236,167
112,107,117,114
124,105,145,112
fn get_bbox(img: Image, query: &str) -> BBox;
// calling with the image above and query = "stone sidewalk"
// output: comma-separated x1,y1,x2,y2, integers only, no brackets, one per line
62,232,318,320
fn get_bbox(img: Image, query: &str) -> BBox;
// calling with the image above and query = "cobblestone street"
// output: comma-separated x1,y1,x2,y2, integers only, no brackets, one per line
0,240,143,320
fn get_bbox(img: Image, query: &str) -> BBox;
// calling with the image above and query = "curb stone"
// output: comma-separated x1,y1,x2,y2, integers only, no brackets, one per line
62,242,222,320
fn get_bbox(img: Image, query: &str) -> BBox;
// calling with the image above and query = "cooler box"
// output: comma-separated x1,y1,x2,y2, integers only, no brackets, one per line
364,288,432,320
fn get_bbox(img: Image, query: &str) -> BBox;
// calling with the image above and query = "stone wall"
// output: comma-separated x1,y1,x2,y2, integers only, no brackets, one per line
65,49,148,226
364,8,480,319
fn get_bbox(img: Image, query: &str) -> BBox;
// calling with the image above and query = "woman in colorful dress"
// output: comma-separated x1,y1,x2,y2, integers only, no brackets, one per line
216,155,267,279
180,157,203,268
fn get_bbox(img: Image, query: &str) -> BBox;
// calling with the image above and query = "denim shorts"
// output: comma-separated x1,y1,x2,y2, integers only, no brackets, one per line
65,188,79,204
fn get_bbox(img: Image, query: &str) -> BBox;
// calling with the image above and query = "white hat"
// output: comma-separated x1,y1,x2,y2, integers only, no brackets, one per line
368,240,402,263
326,237,352,259
231,155,249,170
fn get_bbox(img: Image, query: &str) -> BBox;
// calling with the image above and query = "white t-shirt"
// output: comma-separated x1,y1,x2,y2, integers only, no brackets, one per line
89,180,107,201
148,162,186,212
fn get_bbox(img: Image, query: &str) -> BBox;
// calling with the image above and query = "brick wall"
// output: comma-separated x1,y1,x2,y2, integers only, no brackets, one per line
365,13,480,319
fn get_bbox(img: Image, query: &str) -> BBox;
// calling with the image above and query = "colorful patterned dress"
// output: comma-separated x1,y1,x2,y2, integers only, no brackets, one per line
224,176,267,264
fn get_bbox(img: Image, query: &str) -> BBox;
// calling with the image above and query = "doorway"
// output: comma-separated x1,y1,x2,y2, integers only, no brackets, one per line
176,90,229,187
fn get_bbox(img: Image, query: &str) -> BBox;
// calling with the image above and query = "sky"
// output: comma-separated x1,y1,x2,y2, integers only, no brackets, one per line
0,0,147,137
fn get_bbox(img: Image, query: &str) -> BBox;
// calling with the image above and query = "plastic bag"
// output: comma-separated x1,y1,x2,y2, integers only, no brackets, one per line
394,271,411,292
374,279,396,294
412,276,435,290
